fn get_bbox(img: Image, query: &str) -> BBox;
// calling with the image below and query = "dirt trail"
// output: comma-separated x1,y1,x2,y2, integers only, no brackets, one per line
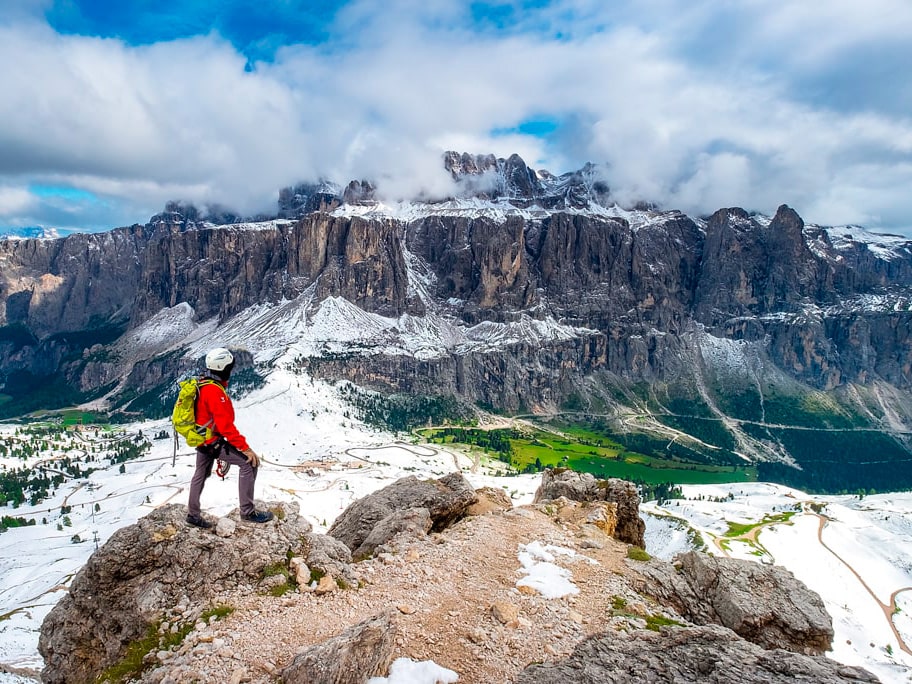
813,513,912,656
149,505,632,684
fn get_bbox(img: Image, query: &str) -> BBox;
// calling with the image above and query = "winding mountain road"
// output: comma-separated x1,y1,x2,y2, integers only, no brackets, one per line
708,505,912,657
811,512,912,656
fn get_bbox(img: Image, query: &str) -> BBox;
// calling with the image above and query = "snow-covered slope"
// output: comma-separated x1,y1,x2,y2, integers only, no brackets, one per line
119,285,595,371
328,197,701,233
644,484,912,683
826,225,912,261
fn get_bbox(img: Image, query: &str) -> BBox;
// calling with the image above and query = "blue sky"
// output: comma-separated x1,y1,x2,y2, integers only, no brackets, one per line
1,0,911,233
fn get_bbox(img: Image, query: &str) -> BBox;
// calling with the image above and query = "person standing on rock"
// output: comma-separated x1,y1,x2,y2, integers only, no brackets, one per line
186,347,274,528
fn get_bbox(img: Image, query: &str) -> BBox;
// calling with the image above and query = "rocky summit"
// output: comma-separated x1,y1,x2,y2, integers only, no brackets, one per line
37,473,878,684
1,151,912,492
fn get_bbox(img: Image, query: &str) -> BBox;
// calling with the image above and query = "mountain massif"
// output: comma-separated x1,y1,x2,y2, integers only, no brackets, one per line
1,152,912,492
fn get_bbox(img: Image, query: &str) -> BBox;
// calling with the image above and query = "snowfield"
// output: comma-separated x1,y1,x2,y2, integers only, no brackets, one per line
644,483,912,683
0,371,910,682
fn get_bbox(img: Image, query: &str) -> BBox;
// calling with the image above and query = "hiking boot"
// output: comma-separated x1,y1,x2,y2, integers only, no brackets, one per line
186,514,212,529
241,510,274,524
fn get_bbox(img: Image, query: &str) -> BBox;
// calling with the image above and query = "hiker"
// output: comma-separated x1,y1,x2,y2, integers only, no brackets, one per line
186,347,273,528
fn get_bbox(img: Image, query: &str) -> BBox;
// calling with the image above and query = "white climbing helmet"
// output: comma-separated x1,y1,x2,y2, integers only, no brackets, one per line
205,347,234,372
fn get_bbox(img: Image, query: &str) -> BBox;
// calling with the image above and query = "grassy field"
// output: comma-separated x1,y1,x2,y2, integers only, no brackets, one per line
60,410,107,426
723,511,796,538
421,423,756,486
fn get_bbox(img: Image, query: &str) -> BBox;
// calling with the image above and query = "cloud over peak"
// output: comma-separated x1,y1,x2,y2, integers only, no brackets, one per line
0,0,910,233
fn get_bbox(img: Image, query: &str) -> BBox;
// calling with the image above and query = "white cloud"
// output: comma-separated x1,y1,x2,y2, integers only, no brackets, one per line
671,153,752,214
0,1,910,233
0,186,35,217
746,0,912,67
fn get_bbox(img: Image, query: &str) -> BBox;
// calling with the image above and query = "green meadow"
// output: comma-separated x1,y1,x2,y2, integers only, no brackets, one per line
420,423,756,486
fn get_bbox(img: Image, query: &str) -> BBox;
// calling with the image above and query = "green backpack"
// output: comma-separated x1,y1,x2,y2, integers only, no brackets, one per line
171,377,226,448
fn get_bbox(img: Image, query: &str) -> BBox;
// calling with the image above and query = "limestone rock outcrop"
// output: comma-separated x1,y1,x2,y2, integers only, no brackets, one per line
38,502,310,684
634,551,834,654
327,472,477,560
515,624,879,684
466,486,513,516
303,532,355,584
281,612,398,684
533,468,645,547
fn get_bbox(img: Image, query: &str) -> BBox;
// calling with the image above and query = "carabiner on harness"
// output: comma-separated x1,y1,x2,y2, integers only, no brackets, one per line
216,459,231,479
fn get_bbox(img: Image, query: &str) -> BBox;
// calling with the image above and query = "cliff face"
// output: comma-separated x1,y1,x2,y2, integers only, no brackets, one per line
132,214,414,324
0,226,148,337
1,176,912,425
405,210,703,333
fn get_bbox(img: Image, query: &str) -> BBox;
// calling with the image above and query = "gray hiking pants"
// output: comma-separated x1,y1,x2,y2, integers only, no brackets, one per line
188,440,257,517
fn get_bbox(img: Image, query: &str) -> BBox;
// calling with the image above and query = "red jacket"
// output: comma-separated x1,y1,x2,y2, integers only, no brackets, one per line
195,378,250,452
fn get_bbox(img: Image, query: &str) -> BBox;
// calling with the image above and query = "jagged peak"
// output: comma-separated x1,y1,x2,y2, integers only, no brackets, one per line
149,200,271,229
267,152,615,221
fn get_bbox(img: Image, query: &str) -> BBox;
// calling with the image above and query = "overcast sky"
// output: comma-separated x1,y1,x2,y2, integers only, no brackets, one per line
1,0,911,234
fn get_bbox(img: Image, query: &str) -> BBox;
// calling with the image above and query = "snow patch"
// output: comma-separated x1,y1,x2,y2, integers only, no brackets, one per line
328,197,686,231
461,315,589,351
697,331,752,376
115,303,198,356
825,225,912,261
640,509,696,560
368,657,459,684
181,291,590,365
516,541,581,598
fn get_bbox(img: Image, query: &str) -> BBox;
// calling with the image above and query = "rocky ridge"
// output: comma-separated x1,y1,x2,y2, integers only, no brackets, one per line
38,473,876,684
516,625,878,684
634,550,834,654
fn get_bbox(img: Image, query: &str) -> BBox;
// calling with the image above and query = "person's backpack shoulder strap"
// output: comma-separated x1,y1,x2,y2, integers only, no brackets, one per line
198,378,229,398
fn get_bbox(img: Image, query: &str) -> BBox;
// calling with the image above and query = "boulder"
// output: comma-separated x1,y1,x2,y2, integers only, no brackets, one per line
353,507,432,560
466,486,513,516
538,496,618,537
305,532,354,580
328,472,477,557
281,612,398,684
515,624,879,684
38,502,310,684
533,469,645,547
634,551,834,654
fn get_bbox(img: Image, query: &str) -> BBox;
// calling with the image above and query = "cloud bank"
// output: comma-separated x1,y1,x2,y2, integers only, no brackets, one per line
0,0,910,233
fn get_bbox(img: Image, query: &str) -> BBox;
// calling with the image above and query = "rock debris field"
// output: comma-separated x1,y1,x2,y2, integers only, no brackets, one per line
142,505,631,684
